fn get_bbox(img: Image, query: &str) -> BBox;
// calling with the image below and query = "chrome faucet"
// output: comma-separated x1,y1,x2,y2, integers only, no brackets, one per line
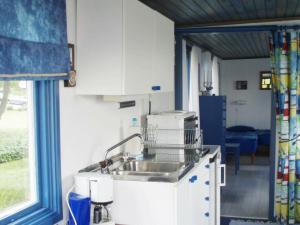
78,133,143,173
104,133,143,161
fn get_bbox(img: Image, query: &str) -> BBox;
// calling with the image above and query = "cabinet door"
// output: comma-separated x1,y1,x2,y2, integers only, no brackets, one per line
77,0,123,95
153,11,175,93
123,0,155,95
177,172,192,225
113,180,176,225
190,159,210,225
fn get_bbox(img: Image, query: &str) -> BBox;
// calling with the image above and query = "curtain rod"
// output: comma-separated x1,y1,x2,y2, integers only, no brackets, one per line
175,25,300,34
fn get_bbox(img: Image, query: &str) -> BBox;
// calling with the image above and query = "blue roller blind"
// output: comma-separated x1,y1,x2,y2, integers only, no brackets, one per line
0,0,70,80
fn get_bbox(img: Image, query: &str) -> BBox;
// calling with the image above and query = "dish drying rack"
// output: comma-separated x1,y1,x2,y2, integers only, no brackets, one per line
141,127,205,163
141,127,203,150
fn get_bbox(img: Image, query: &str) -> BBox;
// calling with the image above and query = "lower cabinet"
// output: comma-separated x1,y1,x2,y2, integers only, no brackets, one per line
112,147,222,225
177,157,210,225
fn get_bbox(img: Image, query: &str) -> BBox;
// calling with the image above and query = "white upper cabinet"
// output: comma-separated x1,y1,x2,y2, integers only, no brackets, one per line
76,0,175,96
153,11,175,93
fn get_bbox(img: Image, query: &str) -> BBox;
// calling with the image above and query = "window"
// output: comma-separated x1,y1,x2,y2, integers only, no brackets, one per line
0,81,37,219
260,71,272,90
0,80,62,225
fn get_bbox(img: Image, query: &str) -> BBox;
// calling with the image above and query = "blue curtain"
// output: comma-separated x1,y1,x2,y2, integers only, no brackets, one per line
0,0,70,80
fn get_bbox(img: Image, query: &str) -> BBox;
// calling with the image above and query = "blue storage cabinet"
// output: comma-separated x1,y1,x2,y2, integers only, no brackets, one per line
199,96,226,163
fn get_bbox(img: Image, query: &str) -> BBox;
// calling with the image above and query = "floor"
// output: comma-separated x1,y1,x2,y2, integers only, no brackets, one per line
221,155,270,219
229,221,278,225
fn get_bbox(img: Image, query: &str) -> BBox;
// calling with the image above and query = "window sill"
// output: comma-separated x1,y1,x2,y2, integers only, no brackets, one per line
7,208,62,225
0,200,37,221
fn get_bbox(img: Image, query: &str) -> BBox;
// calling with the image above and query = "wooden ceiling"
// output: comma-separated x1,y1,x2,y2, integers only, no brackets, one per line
186,31,270,59
139,0,297,59
139,0,300,26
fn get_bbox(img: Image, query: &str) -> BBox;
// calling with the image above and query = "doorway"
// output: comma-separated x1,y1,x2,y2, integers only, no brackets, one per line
175,26,277,221
220,58,272,219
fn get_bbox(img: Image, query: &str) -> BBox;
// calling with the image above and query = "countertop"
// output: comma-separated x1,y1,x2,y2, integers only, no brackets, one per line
112,145,220,183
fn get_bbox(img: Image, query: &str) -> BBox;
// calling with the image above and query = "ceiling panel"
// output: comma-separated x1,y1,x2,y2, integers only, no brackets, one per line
138,1,280,60
139,0,299,26
186,32,270,59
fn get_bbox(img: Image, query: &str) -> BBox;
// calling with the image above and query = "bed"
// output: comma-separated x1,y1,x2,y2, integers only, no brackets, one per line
225,126,258,164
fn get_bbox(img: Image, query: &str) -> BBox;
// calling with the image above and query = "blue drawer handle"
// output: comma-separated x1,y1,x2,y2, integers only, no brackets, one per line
189,175,198,183
205,197,209,201
205,212,209,217
205,181,210,185
152,86,161,91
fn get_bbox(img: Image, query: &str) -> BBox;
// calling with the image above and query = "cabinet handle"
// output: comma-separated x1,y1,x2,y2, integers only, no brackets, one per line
205,181,210,186
205,212,209,217
218,164,226,187
205,164,209,169
205,197,209,201
189,175,198,183
151,86,161,91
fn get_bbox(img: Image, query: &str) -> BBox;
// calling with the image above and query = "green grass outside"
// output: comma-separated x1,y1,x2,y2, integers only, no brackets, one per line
0,159,30,210
0,109,31,211
0,110,29,163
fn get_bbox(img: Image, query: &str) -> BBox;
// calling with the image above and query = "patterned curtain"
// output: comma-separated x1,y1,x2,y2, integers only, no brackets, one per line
270,30,300,225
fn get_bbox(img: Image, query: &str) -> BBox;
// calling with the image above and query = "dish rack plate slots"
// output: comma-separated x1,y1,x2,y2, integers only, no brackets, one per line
141,127,203,150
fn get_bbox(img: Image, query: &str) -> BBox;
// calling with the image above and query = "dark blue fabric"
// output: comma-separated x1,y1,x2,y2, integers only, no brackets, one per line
226,131,258,154
227,126,256,132
0,0,70,80
221,217,231,225
256,129,271,146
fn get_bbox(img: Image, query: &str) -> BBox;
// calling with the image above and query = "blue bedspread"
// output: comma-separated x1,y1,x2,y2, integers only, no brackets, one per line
226,131,258,154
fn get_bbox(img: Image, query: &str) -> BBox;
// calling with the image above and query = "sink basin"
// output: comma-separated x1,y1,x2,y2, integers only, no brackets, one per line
111,160,192,182
122,161,184,173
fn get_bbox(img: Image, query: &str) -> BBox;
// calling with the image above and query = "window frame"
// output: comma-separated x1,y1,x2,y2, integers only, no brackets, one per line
0,80,62,225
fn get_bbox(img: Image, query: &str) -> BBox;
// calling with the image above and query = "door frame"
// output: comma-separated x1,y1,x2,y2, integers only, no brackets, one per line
174,24,286,221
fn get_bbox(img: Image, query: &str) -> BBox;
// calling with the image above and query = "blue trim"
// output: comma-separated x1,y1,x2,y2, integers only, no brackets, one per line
1,81,62,225
175,25,300,34
175,34,183,110
269,93,276,221
186,45,192,96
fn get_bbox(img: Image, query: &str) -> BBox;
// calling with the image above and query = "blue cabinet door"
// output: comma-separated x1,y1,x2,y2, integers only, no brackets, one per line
199,96,226,163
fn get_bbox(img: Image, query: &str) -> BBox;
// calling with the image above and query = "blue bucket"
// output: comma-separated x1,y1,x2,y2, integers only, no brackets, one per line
68,192,91,225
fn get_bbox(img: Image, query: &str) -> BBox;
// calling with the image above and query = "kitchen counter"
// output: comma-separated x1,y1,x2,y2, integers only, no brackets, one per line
111,145,222,225
111,145,219,183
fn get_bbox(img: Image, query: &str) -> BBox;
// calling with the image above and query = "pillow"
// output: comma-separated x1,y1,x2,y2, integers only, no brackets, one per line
227,126,256,132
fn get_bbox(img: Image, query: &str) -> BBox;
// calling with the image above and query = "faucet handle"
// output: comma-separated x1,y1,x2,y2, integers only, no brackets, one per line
122,152,130,161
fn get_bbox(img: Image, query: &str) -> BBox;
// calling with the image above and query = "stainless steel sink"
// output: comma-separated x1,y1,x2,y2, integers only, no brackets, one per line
122,161,184,173
111,160,193,183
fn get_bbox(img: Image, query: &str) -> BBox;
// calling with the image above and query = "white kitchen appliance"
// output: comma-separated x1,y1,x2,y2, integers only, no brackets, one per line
146,111,198,162
74,173,114,225
147,111,197,143
147,111,197,129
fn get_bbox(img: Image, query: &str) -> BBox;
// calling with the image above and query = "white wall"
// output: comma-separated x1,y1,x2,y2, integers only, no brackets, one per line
220,58,271,129
57,0,174,223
